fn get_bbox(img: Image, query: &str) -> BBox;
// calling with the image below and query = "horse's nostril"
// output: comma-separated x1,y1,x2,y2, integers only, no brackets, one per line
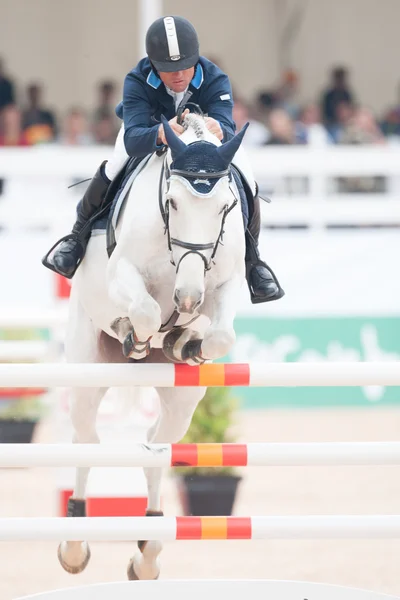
192,297,202,310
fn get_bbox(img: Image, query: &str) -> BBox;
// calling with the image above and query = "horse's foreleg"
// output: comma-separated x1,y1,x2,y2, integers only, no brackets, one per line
108,256,162,359
127,386,206,581
58,387,106,574
199,275,243,360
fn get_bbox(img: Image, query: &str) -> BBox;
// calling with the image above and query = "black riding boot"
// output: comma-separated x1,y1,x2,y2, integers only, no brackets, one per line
43,161,111,279
245,192,285,303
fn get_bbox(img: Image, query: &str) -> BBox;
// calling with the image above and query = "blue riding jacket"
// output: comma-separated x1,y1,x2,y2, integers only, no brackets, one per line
115,56,236,158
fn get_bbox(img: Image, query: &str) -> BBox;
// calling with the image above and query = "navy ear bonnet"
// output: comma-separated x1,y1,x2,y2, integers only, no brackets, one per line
171,141,230,194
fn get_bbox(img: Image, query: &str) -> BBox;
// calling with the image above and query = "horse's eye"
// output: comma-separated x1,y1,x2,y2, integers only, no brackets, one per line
169,198,177,211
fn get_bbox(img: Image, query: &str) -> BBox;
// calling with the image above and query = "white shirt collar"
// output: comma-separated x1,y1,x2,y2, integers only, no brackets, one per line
166,86,188,111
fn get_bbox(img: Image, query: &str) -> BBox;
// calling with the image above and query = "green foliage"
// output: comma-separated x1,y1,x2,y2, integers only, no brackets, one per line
0,328,51,422
0,396,47,421
176,386,240,476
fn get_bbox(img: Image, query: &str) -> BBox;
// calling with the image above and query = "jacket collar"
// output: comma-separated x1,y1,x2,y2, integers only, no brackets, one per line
146,70,162,89
190,63,204,89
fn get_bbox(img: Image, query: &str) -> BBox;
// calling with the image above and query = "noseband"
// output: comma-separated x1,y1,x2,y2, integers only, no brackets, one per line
159,158,238,273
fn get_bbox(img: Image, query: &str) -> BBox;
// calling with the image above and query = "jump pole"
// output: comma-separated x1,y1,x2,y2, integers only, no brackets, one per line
1,442,400,467
0,362,400,387
1,515,400,541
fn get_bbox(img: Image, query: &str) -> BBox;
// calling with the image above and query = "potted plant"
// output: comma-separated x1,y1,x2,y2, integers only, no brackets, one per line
0,395,46,443
175,386,243,516
0,327,49,444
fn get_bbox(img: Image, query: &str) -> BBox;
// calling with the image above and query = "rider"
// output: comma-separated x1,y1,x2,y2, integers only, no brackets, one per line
44,15,284,304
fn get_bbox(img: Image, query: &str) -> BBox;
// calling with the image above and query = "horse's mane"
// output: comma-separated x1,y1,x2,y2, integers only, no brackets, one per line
181,113,219,145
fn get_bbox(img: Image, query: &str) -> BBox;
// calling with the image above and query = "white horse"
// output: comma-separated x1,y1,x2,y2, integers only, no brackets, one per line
57,113,248,579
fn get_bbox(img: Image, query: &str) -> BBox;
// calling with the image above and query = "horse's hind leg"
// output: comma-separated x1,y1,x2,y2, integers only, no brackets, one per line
57,293,109,574
127,352,206,580
57,385,106,574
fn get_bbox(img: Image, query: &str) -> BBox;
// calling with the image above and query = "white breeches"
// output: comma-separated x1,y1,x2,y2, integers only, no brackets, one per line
104,124,129,181
104,123,256,196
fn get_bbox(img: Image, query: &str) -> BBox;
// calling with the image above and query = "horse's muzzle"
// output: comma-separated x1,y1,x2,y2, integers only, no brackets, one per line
173,289,203,314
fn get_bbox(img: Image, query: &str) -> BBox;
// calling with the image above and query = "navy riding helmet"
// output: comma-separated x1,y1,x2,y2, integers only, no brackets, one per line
145,16,200,73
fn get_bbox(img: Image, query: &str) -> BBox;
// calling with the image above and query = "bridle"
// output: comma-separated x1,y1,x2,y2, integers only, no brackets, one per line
158,156,239,274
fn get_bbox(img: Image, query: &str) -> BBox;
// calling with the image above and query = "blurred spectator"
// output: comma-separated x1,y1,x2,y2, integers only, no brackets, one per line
22,83,57,144
257,90,276,114
92,115,119,145
253,90,279,140
274,69,301,119
0,105,29,146
261,109,308,195
264,108,296,145
337,107,386,193
0,58,15,115
92,80,116,120
233,97,269,146
381,107,400,138
59,107,93,145
338,107,385,145
327,99,354,143
380,82,400,138
295,103,331,144
321,67,355,129
92,80,119,134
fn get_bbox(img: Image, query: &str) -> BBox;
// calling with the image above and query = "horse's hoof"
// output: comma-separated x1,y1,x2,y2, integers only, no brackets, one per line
127,552,160,581
123,331,150,359
162,327,187,362
162,327,202,363
127,558,140,581
57,541,91,574
181,338,204,365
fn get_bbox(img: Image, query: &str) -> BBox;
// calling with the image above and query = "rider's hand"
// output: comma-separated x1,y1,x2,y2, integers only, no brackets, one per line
157,110,189,145
205,116,223,140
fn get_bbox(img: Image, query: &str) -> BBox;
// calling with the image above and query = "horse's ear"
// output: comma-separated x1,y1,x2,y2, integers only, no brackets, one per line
161,115,187,160
216,122,249,167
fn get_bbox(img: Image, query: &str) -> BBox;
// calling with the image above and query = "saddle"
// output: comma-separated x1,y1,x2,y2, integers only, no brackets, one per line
90,152,156,257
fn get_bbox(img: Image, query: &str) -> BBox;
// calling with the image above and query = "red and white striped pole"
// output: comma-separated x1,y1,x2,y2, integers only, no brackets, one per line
1,515,400,541
0,442,400,468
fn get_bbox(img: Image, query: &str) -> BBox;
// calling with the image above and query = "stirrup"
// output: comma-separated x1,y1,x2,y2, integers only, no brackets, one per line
41,233,85,279
249,285,285,304
246,260,285,304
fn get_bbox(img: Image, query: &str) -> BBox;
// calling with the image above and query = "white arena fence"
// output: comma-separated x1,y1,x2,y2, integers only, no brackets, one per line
1,142,400,234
